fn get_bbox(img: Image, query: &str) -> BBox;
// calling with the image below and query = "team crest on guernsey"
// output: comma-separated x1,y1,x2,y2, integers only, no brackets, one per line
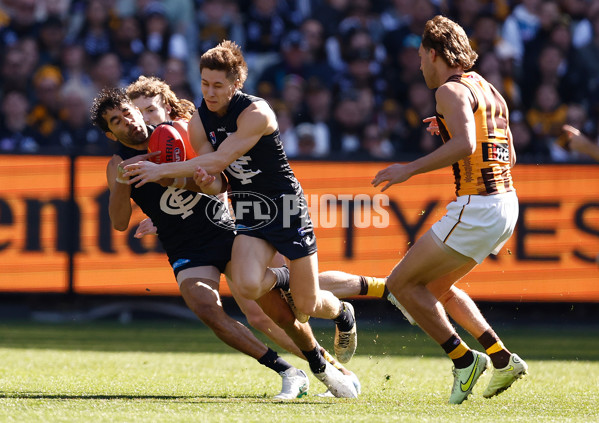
209,131,217,146
159,188,202,219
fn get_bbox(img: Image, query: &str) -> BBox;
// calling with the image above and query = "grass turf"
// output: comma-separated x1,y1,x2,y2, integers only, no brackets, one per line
0,320,598,422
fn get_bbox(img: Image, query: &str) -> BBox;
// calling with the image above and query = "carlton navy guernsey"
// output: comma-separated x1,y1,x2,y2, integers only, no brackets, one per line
198,91,301,197
115,124,234,260
197,92,317,260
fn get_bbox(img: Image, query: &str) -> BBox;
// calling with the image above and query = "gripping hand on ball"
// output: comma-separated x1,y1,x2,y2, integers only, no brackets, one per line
116,152,160,184
124,160,163,188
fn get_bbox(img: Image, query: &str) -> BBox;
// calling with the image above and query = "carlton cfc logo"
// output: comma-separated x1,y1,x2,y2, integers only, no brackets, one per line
160,188,202,219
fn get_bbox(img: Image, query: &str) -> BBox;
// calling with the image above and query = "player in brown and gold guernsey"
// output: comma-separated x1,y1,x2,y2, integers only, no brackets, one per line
372,15,528,404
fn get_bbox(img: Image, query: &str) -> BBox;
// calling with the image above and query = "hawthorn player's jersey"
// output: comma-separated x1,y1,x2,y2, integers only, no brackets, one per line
115,136,234,258
198,91,301,197
437,72,515,196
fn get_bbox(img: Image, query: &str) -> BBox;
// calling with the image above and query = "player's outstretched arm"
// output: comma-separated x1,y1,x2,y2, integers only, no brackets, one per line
562,124,599,162
124,103,272,187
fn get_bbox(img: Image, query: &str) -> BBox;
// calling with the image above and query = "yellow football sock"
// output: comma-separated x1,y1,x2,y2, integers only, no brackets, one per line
448,342,469,360
365,276,387,298
485,341,506,355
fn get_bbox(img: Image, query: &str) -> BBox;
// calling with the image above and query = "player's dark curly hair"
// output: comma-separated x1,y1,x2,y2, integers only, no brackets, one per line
126,76,196,121
90,87,131,133
421,15,478,70
200,40,248,88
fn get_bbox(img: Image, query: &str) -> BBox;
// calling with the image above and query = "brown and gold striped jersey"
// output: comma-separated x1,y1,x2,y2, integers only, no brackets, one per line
437,72,515,196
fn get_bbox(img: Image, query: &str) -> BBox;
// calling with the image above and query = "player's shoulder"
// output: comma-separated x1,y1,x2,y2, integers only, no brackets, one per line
437,78,472,104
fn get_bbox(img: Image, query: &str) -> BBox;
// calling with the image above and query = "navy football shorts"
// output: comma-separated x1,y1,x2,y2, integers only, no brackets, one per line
168,230,235,277
235,191,318,260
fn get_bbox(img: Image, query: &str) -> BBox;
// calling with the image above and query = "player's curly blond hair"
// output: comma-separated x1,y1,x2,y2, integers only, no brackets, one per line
421,15,478,70
126,76,195,121
199,40,248,88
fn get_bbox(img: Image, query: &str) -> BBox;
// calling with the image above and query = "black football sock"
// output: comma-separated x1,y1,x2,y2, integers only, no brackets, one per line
301,346,327,374
258,347,293,373
358,276,369,295
333,301,354,332
270,265,290,291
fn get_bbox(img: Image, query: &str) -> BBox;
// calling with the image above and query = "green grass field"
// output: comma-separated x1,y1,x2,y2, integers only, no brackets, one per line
1,320,598,422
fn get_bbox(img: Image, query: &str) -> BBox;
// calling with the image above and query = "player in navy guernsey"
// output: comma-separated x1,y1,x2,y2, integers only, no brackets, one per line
92,87,363,399
116,128,235,257
124,41,359,379
91,87,355,399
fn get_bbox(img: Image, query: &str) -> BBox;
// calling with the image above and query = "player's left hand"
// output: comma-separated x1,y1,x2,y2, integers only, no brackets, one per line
134,217,157,238
123,161,162,187
372,163,411,192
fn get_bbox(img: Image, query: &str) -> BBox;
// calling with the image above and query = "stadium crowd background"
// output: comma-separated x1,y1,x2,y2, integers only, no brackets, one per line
0,0,598,163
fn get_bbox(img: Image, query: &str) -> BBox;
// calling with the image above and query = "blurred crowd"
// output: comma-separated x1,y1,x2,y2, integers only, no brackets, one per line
1,0,598,162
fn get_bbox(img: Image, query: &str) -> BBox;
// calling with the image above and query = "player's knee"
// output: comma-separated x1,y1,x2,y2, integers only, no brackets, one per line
233,279,263,300
436,289,455,306
292,294,318,316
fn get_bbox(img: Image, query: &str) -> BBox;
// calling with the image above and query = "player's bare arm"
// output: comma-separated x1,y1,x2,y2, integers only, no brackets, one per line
124,102,271,186
108,151,160,230
412,82,477,173
562,124,599,161
107,155,134,231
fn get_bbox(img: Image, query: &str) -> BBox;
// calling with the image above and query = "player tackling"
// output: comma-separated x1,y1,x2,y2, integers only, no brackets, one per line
124,41,358,365
90,87,359,399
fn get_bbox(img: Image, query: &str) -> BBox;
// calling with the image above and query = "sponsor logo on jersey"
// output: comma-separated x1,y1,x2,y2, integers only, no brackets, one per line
209,131,217,146
482,142,510,163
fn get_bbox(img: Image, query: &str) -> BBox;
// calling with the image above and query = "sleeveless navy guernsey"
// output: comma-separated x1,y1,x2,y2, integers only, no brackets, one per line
115,124,234,262
197,92,317,260
198,91,301,197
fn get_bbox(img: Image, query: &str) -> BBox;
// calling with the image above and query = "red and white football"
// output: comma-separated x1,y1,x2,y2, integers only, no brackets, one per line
147,124,186,163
